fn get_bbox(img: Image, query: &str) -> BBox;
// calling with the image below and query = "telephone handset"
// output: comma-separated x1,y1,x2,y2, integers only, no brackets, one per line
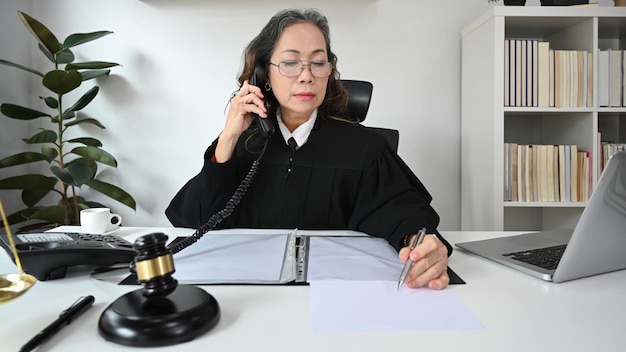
250,64,275,137
167,65,274,255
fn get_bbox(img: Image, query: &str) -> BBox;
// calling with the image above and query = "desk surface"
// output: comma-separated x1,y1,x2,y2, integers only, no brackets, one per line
1,228,625,351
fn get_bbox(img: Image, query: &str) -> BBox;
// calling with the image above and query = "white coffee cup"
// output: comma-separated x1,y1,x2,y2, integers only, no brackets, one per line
80,208,122,234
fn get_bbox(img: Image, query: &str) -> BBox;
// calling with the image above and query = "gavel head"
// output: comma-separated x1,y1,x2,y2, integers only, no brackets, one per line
133,233,178,298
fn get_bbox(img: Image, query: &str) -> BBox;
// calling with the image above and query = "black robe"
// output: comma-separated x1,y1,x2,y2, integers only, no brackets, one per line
166,115,452,254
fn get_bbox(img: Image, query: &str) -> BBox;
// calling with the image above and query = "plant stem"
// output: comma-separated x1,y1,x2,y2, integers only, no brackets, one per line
56,89,70,224
71,185,79,225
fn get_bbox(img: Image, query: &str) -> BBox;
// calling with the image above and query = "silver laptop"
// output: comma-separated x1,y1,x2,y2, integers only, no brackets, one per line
456,150,626,283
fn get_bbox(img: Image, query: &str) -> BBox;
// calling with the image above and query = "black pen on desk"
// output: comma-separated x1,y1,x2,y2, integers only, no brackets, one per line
397,227,427,291
20,295,95,352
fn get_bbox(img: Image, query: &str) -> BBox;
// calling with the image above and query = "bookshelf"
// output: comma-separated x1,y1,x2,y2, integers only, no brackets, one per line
461,6,626,231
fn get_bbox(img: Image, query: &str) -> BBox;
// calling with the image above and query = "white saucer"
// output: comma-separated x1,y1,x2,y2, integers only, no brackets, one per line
80,227,121,235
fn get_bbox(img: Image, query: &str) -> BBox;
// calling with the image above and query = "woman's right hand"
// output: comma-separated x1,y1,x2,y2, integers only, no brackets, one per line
215,80,268,162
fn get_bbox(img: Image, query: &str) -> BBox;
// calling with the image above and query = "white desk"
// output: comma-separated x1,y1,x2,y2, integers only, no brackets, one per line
1,228,625,351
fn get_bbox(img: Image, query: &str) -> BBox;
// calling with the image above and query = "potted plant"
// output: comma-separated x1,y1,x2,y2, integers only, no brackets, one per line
0,11,136,227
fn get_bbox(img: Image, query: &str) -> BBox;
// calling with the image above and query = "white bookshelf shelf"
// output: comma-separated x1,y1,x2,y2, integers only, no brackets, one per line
503,201,587,208
461,6,626,231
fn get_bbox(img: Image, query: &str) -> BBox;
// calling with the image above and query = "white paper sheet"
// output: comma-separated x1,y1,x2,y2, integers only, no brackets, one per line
309,280,484,332
307,236,483,332
307,236,403,281
172,233,290,283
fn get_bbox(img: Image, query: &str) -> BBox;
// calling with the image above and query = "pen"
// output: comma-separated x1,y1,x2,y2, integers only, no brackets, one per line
20,295,95,352
397,227,427,290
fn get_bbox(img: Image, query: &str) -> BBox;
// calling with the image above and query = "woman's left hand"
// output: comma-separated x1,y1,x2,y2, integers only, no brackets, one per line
398,234,450,289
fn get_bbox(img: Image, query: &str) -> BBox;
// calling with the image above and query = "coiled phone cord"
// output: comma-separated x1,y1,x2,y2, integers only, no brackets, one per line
168,138,269,255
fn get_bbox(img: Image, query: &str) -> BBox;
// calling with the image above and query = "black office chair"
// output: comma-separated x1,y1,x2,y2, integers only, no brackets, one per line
340,80,400,151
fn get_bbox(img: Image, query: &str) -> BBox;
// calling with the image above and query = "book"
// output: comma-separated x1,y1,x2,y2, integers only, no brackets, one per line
585,152,593,201
549,49,555,107
598,50,610,107
516,40,523,107
522,145,529,202
516,145,525,202
586,52,593,108
511,143,517,202
538,42,551,107
554,50,562,107
571,50,578,108
577,151,585,202
504,40,511,107
577,50,584,107
553,146,560,201
521,40,528,107
570,145,578,202
504,143,509,201
609,49,622,107
558,145,566,202
565,145,571,202
546,145,555,202
537,145,549,202
532,145,539,202
531,40,538,107
561,50,573,107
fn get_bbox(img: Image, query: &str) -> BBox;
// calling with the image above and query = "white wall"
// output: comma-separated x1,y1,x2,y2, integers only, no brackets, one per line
0,0,616,230
0,0,33,214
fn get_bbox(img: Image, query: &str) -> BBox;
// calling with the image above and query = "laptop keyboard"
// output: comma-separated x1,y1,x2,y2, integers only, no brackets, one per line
502,244,567,270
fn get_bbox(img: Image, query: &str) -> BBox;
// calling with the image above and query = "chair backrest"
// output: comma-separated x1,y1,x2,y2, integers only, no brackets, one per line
340,79,399,151
341,80,373,123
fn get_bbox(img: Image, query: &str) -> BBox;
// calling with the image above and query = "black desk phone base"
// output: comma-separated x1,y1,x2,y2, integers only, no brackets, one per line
0,232,135,281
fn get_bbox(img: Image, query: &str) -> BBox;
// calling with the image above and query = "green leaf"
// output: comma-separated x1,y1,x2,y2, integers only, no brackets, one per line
17,12,62,56
67,159,95,186
0,174,56,190
0,152,50,167
43,69,82,95
41,145,58,160
85,179,136,210
39,43,54,63
0,103,50,120
50,165,75,185
71,146,117,167
29,205,66,224
67,137,102,147
17,207,42,219
64,117,105,129
51,159,93,187
83,201,106,208
80,69,110,81
64,31,113,48
67,86,99,112
22,129,57,144
67,157,97,179
22,188,54,207
3,209,30,226
0,59,44,77
62,110,76,120
67,195,87,205
65,61,119,71
56,48,75,65
42,96,59,109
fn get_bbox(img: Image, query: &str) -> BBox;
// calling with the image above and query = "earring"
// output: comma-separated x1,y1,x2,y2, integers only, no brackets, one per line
264,82,271,91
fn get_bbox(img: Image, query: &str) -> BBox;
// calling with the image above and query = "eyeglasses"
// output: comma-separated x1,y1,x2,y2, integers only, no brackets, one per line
269,60,333,78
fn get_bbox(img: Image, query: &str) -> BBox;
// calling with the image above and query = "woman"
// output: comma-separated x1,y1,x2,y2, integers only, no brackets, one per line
166,8,451,289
